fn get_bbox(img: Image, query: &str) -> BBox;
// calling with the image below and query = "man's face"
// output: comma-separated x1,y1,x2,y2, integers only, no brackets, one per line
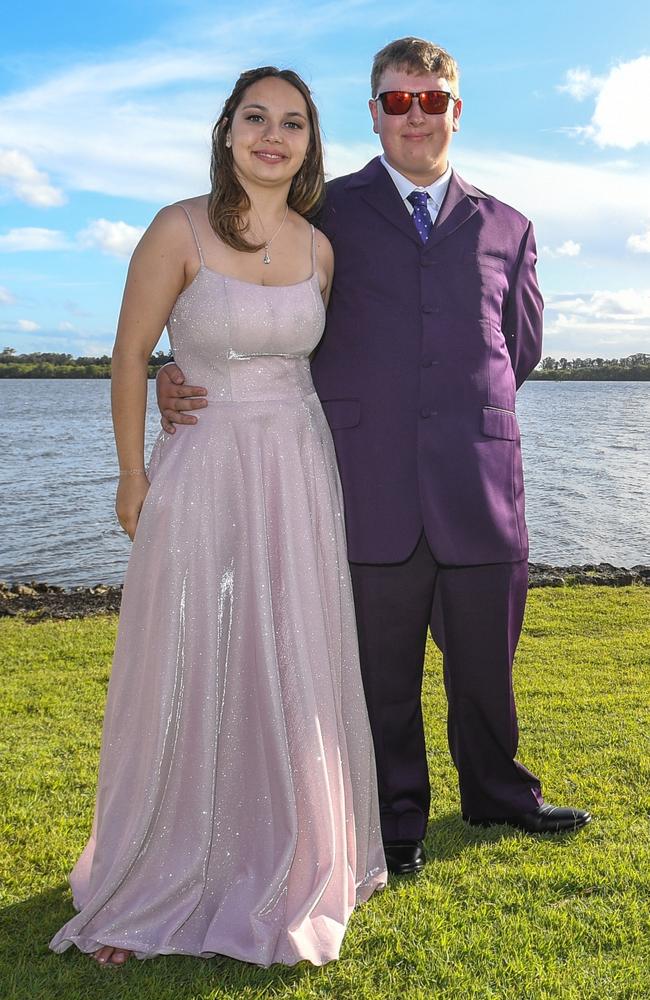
369,69,461,186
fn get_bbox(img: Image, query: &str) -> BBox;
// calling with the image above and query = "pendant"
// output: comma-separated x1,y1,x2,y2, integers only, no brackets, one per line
263,245,271,265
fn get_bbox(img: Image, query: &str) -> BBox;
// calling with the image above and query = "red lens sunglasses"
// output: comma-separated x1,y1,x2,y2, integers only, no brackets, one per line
375,90,457,115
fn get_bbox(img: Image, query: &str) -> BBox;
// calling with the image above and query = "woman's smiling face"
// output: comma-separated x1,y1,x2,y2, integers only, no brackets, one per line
229,76,311,190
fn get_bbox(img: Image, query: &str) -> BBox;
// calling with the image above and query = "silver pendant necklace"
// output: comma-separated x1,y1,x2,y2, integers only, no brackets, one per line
254,204,289,264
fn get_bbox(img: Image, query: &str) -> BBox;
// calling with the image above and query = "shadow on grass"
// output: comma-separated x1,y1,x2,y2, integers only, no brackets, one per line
0,884,314,1000
423,811,588,860
1,820,589,999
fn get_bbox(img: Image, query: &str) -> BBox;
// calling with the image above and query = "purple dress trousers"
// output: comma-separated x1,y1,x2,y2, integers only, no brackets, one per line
311,159,545,836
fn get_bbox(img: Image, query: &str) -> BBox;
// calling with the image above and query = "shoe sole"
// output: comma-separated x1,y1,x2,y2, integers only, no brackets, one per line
387,863,426,876
463,814,592,833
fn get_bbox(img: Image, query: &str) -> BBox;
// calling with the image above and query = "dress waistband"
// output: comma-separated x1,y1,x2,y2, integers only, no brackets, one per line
175,355,316,403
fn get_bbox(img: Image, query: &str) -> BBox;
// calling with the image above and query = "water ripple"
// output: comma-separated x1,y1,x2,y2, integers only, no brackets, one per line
2,379,649,586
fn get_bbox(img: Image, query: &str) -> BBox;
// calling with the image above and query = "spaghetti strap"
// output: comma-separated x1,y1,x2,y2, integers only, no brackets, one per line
310,224,317,274
178,203,204,266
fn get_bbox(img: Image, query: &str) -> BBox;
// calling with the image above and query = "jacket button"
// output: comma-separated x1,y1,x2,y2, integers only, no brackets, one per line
422,304,433,314
420,407,431,418
421,359,432,368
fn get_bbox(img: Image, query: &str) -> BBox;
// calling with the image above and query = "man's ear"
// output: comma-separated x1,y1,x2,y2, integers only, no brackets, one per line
368,98,379,136
452,98,462,133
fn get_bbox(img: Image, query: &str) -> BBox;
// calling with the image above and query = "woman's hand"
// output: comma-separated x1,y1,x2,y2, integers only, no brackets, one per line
116,473,150,541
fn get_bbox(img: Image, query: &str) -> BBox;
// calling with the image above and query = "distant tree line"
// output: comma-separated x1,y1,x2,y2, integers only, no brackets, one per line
529,354,650,381
0,347,173,378
1,347,649,380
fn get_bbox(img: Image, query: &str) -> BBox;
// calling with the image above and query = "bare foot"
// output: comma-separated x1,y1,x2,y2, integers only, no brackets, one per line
92,945,133,966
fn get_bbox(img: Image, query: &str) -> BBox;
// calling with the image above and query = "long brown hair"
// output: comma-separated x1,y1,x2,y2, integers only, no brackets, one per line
208,67,325,253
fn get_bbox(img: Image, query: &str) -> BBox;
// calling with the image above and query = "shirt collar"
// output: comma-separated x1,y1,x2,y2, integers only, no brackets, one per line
380,155,452,210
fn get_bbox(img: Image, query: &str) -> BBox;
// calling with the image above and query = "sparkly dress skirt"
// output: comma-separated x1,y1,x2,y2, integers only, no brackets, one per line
49,263,387,966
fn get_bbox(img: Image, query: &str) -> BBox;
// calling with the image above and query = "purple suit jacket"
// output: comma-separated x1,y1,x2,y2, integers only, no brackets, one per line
311,157,544,566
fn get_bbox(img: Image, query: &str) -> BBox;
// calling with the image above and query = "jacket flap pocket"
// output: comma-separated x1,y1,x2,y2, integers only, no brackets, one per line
320,398,361,430
463,251,506,270
481,405,519,441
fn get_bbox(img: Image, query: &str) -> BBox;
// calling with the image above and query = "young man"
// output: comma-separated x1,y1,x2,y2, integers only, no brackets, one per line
158,38,591,875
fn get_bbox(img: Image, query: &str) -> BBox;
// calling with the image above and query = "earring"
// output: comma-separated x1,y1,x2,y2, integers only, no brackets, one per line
225,133,232,149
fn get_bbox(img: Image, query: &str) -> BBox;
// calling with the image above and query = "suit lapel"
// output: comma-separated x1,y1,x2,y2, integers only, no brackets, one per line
351,158,422,248
425,171,485,251
347,160,487,251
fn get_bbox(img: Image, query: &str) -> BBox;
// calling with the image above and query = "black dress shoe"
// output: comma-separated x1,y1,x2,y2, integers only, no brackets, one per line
463,803,592,834
383,840,426,875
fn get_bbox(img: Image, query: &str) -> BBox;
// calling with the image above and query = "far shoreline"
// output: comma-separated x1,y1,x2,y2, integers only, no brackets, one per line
2,350,650,382
2,563,649,620
0,347,650,382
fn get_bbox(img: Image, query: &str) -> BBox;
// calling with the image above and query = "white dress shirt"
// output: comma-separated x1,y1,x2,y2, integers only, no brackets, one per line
380,155,452,226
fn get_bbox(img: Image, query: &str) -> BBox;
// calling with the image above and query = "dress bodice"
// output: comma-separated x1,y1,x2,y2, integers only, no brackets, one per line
166,205,326,402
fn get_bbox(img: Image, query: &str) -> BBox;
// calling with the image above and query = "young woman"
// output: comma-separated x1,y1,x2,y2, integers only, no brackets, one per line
49,67,386,969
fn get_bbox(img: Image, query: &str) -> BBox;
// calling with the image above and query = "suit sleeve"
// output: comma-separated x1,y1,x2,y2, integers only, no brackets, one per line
503,221,544,389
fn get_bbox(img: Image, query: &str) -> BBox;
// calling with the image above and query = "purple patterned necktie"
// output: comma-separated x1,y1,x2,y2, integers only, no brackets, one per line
407,190,432,243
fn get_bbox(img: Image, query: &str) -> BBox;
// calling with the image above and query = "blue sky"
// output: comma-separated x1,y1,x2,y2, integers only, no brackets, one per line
1,0,649,359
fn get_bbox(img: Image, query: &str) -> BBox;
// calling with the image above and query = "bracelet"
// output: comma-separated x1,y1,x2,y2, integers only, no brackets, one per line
119,468,147,476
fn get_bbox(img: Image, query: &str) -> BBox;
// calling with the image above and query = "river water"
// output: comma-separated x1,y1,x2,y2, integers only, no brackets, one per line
2,379,649,587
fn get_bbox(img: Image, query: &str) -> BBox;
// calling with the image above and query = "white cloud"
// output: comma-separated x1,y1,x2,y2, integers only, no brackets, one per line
0,227,69,251
557,68,604,101
72,339,114,356
0,0,392,205
543,240,582,258
0,42,242,203
0,3,365,205
556,240,581,257
0,286,15,304
547,289,650,321
0,149,66,207
325,141,380,180
18,319,40,331
0,219,144,257
543,289,650,357
58,321,76,331
562,56,650,149
449,148,650,261
78,219,145,258
627,227,650,253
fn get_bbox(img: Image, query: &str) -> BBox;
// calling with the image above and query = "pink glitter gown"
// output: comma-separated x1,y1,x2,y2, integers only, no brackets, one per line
49,205,386,966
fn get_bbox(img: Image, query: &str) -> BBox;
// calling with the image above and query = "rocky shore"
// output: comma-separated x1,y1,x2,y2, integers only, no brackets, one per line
1,581,123,620
2,563,649,621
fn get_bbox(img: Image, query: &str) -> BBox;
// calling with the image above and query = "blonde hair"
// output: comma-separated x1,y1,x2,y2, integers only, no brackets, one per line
371,37,460,99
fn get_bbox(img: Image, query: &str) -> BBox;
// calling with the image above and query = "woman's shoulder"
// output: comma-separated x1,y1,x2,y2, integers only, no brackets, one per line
173,194,210,211
132,197,209,264
142,196,209,248
155,195,209,227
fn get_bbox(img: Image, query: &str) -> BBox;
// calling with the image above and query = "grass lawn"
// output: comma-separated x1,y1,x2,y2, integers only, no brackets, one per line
1,586,649,1000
